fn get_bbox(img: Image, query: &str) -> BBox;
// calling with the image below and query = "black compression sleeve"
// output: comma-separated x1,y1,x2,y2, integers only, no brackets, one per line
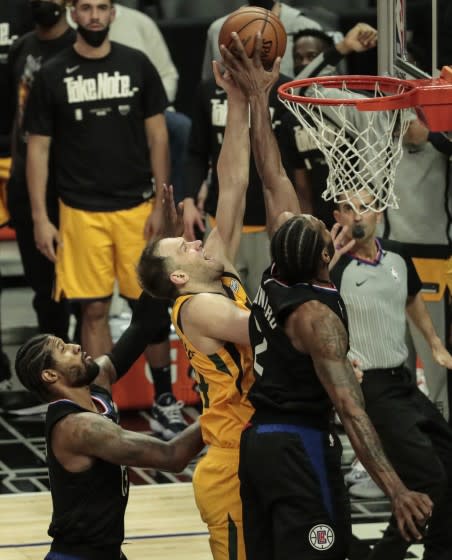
109,292,171,379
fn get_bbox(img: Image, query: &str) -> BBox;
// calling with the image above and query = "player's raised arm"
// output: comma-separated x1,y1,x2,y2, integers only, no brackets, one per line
221,33,300,236
203,59,250,264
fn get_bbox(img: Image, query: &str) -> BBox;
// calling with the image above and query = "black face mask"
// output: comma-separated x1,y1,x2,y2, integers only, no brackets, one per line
31,0,64,28
77,24,109,47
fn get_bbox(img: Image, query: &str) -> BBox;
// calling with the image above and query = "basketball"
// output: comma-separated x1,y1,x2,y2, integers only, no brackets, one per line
218,7,287,68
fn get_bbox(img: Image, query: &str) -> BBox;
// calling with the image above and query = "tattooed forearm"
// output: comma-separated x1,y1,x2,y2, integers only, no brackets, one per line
350,413,392,472
343,409,406,498
312,312,348,360
315,359,365,409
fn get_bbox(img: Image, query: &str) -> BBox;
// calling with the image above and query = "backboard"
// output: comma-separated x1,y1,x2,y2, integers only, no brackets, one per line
377,0,441,79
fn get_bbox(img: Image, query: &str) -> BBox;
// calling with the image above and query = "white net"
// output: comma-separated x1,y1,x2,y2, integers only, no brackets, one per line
279,81,412,212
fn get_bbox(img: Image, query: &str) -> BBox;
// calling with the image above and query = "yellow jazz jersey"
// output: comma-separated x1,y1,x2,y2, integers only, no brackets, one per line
172,273,255,448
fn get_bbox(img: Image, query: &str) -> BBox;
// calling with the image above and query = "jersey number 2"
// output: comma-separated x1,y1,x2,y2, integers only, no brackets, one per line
253,318,267,377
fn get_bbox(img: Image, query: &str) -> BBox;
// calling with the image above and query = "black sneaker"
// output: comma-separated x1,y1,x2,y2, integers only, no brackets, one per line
149,392,188,440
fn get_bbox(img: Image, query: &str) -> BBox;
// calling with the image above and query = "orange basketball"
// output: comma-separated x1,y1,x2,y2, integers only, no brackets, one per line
218,7,287,68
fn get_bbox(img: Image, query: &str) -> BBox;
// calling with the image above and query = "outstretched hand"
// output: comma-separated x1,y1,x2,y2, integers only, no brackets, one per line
145,184,184,240
212,59,244,100
161,184,185,238
220,32,281,98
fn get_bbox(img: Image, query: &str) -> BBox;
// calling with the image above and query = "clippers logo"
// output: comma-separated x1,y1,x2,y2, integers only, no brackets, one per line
309,524,335,551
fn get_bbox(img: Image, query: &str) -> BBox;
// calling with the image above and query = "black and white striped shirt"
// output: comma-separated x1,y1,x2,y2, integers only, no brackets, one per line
331,239,422,370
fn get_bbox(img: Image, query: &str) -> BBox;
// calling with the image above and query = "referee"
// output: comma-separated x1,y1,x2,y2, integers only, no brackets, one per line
331,192,452,560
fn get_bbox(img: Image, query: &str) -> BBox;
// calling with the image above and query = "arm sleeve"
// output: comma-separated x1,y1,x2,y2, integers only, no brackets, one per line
184,82,211,199
108,292,171,378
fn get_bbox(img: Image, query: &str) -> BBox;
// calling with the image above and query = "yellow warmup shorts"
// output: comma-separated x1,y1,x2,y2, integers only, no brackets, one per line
55,199,152,301
0,158,11,227
192,446,245,560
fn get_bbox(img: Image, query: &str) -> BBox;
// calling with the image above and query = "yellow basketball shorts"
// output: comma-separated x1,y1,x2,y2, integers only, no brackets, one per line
55,200,152,301
192,446,245,560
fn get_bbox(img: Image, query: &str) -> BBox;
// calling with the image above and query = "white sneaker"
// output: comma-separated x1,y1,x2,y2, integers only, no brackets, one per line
344,459,369,486
149,392,188,440
349,478,385,499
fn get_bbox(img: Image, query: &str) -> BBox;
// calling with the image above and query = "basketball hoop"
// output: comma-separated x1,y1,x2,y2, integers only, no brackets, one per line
278,67,452,212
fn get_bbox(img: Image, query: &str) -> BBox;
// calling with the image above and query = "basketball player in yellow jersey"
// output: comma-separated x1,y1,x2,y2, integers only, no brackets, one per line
138,60,254,559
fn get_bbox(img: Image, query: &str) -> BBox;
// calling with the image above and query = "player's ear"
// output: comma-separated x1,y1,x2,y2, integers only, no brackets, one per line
41,368,59,386
321,247,331,264
170,270,189,287
333,209,341,223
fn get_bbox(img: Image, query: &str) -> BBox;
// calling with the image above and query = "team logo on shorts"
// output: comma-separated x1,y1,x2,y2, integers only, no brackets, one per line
309,524,335,550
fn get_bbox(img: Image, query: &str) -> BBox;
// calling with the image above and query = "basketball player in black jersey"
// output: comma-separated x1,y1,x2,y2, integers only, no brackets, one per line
14,334,203,560
221,34,433,560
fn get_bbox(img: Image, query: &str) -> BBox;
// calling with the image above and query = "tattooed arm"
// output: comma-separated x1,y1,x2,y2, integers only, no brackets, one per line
285,300,433,542
51,413,204,473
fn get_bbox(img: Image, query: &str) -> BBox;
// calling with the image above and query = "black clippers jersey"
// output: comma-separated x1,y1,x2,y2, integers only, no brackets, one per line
45,385,129,559
249,266,349,429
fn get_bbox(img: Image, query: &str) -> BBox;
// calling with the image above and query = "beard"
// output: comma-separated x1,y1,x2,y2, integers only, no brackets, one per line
70,360,100,388
352,224,366,239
